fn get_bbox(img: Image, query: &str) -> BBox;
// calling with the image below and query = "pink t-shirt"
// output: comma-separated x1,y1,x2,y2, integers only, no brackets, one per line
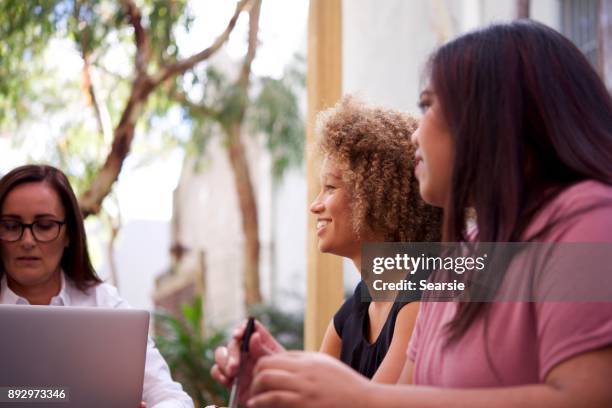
407,180,612,386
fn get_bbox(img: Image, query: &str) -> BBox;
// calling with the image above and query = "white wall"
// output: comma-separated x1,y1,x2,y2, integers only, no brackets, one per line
342,0,438,114
270,167,307,311
343,0,561,115
97,220,171,312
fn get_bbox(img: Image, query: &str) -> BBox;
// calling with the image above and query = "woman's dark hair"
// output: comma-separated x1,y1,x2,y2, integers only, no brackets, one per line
0,164,101,291
428,20,612,341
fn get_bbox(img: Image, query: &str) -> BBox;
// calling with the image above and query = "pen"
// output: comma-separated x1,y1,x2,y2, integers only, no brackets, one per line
228,317,256,408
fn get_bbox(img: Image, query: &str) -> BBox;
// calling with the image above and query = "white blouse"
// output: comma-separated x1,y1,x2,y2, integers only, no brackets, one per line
0,273,194,408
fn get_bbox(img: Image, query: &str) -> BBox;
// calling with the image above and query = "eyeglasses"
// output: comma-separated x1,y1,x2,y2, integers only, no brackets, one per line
0,219,66,243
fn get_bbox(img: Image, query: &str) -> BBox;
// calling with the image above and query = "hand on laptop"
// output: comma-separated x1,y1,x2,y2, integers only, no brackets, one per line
211,319,284,403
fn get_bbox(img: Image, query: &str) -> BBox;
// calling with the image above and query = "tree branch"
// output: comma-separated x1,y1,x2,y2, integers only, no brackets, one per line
151,0,252,87
81,54,115,162
74,0,112,158
172,89,220,119
91,61,129,82
121,0,150,76
81,58,104,135
237,0,262,91
79,0,251,217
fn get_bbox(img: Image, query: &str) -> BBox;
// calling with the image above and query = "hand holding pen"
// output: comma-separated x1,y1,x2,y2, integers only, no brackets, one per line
211,318,285,405
228,317,256,408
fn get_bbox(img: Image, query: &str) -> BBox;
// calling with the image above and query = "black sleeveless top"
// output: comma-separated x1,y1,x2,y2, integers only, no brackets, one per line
333,280,410,378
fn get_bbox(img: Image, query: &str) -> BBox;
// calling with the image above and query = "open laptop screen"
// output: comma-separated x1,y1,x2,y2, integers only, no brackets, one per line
0,305,149,408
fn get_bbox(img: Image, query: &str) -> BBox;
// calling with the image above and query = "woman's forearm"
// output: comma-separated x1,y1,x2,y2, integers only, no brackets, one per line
363,383,569,408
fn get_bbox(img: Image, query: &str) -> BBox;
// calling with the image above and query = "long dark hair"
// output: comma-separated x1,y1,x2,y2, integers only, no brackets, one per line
0,164,101,291
429,21,612,340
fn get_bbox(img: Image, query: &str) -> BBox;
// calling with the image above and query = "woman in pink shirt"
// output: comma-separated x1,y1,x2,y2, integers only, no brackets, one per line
246,20,612,408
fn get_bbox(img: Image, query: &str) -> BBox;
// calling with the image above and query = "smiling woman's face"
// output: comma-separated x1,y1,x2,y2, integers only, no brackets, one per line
412,88,455,208
309,156,360,259
0,182,69,288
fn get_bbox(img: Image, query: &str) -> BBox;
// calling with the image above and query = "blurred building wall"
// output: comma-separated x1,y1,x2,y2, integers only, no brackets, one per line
342,0,559,116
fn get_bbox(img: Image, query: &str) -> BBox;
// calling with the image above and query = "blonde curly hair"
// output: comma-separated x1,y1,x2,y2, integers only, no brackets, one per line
316,95,442,242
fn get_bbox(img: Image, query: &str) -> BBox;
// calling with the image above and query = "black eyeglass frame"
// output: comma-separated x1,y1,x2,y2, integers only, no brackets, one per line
0,219,67,243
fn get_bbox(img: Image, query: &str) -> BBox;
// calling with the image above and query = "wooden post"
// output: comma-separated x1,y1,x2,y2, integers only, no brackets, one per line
304,0,344,351
600,0,612,93
516,0,530,19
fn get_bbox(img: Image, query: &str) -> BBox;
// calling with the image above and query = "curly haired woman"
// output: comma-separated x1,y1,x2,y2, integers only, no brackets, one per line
211,95,442,403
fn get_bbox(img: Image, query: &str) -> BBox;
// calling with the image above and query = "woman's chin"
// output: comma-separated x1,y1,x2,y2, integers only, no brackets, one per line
7,268,55,287
319,245,349,260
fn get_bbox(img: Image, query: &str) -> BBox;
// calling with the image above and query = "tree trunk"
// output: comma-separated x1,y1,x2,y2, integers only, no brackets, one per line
224,0,263,308
225,123,262,306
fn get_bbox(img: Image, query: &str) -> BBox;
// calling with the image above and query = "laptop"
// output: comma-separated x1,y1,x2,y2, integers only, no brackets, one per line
0,304,150,408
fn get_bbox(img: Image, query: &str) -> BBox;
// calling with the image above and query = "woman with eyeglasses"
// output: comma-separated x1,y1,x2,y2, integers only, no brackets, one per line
0,164,194,408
